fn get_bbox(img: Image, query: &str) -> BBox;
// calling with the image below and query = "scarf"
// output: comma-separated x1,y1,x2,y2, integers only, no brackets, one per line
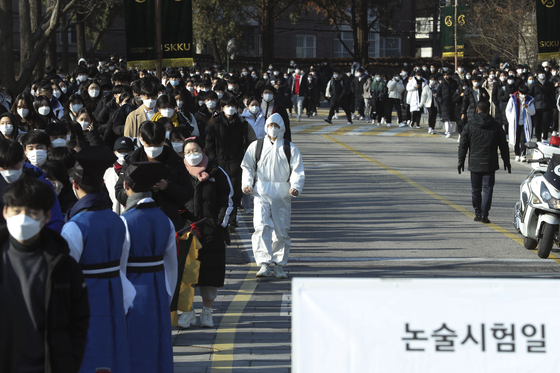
151,111,180,127
185,154,210,182
113,161,122,174
67,192,109,220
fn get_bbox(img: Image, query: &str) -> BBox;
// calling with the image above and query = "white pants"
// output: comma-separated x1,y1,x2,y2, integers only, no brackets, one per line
291,95,304,117
252,194,292,266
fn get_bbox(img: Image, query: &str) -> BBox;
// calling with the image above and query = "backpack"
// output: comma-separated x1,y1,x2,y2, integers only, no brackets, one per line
253,138,292,187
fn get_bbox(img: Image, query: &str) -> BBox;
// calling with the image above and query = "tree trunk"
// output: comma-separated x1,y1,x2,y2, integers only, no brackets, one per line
61,15,69,73
30,0,44,81
260,0,275,71
76,13,86,59
0,0,15,90
19,0,32,72
356,0,368,65
210,37,223,66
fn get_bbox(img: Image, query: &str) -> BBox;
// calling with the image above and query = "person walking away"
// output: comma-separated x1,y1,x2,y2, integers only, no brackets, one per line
529,69,555,141
1,177,89,373
241,113,304,279
507,85,535,162
324,69,353,125
436,70,458,135
387,73,405,127
61,146,136,373
406,70,427,129
458,100,511,223
120,162,177,373
178,137,233,328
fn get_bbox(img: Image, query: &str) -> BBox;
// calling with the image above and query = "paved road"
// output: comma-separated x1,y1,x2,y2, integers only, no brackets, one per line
173,109,560,372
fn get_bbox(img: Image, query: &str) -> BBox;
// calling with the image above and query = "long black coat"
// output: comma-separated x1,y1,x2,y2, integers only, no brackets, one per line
0,227,90,373
115,146,194,230
436,79,458,122
458,113,510,173
185,158,232,287
529,80,555,111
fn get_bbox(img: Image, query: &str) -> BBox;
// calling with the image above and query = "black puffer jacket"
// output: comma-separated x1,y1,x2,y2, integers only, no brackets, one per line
0,227,90,373
184,158,232,287
436,78,458,122
529,80,555,111
458,113,510,173
462,87,490,119
115,145,194,230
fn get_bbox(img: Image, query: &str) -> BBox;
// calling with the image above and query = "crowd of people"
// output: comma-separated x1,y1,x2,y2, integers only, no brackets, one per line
2,53,557,372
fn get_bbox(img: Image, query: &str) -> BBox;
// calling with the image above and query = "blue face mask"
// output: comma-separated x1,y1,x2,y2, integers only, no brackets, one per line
528,80,534,85
170,80,179,86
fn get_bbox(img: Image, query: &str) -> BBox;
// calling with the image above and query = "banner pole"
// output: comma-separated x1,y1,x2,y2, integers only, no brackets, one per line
155,0,162,79
454,0,458,69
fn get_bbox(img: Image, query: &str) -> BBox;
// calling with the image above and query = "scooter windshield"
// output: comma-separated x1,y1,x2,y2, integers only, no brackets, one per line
545,153,560,191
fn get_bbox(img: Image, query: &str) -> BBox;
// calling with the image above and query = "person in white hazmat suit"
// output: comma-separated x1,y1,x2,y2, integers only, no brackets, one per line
241,113,305,278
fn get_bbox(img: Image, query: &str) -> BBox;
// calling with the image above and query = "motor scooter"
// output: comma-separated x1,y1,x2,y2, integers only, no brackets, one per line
514,140,560,258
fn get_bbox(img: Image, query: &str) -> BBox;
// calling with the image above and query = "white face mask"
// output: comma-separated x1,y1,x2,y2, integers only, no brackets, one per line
249,106,259,114
78,121,90,131
185,152,203,166
116,152,127,165
77,75,87,83
177,100,183,109
489,74,495,79
333,74,339,79
38,106,50,116
160,108,174,118
267,126,280,139
187,86,194,92
143,99,156,109
27,149,47,167
0,124,13,136
1,168,23,183
519,94,526,99
30,90,35,96
51,138,67,148
295,69,301,74
499,76,507,82
429,80,436,86
217,92,224,99
71,104,83,113
172,142,183,153
142,139,163,158
228,85,235,91
472,82,480,88
263,93,273,102
53,90,62,98
165,130,171,140
465,75,472,80
61,87,67,94
553,71,558,76
539,74,546,80
206,101,217,110
224,106,237,116
17,108,29,118
7,214,44,242
507,79,515,85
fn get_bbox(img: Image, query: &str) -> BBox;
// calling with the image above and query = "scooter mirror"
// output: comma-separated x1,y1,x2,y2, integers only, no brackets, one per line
525,141,537,149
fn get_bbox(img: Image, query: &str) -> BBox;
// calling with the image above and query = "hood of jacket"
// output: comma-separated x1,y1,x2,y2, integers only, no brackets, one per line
471,113,498,130
265,113,285,140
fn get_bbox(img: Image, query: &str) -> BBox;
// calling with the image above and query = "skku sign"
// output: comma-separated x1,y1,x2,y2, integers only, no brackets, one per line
292,278,560,372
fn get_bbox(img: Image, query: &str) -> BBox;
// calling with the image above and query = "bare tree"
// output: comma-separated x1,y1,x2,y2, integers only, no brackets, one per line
465,0,537,68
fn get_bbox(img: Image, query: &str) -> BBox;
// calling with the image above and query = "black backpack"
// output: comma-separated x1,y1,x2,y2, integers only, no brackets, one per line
253,138,292,187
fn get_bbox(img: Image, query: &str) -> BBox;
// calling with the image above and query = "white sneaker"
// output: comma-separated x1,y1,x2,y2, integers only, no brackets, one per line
380,118,386,124
387,123,392,127
521,156,526,162
200,308,214,327
445,133,451,138
333,114,339,119
415,125,420,129
359,116,364,120
515,156,520,162
178,310,196,329
313,112,317,116
376,121,381,127
256,264,273,277
399,122,407,128
346,122,353,125
274,265,288,279
457,134,461,142
428,128,433,134
407,120,412,125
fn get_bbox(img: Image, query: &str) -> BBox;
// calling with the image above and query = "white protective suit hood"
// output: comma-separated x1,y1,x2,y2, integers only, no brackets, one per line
265,113,285,140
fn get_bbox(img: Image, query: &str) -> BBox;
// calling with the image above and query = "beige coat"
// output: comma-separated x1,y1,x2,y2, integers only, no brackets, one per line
124,105,148,138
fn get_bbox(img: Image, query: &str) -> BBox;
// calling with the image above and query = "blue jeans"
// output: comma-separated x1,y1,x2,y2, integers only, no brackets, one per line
470,171,495,217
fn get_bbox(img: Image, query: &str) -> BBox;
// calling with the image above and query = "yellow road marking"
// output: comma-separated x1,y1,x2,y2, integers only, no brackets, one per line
323,134,560,264
211,264,258,372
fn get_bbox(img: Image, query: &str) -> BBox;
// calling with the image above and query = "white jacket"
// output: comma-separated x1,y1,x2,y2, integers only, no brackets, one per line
420,85,436,109
241,113,305,197
387,79,405,99
242,109,266,139
506,94,536,147
406,77,428,112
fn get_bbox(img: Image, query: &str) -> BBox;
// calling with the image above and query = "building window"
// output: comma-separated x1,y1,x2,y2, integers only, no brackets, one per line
334,31,401,58
296,35,316,58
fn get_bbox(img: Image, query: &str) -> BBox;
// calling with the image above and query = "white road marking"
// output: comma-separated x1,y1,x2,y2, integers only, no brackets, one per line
377,127,414,136
315,125,349,134
290,124,317,133
280,293,291,317
346,126,375,136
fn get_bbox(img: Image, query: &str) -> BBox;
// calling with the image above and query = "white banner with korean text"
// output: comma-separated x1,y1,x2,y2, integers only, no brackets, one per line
292,278,560,373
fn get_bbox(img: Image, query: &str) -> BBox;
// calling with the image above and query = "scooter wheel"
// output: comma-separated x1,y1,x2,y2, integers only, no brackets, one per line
524,237,537,250
537,223,559,259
